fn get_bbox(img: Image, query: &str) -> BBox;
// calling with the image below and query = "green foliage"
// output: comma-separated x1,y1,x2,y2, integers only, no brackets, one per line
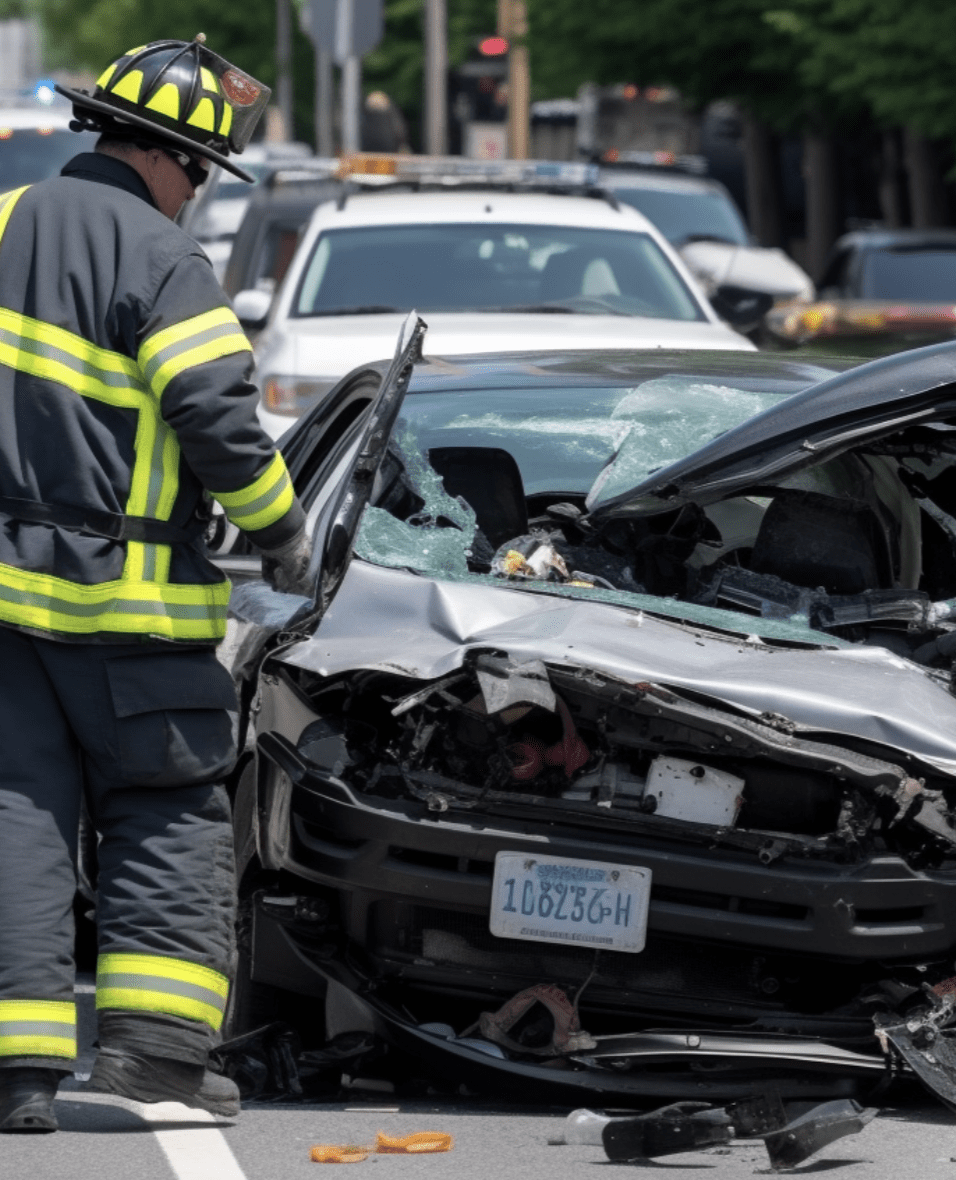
525,0,859,131
776,0,956,138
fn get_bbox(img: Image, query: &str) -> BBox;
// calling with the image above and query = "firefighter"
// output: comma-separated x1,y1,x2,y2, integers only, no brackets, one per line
0,38,311,1132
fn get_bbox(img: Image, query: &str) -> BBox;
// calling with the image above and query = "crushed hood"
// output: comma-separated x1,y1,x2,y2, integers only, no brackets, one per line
278,559,956,776
587,338,956,519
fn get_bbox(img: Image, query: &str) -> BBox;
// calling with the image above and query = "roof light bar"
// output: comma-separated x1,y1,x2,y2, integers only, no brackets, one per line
601,149,708,175
336,153,600,189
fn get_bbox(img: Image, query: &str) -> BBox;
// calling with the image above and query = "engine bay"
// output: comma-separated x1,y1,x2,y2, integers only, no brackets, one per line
287,653,956,871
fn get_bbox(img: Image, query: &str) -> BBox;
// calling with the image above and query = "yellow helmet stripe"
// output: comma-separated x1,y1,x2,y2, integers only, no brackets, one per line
219,103,233,138
186,96,216,133
96,63,118,90
145,82,181,121
111,69,144,104
200,67,220,94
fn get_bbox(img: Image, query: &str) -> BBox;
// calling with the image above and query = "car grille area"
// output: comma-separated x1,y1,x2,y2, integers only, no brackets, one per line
369,902,866,1019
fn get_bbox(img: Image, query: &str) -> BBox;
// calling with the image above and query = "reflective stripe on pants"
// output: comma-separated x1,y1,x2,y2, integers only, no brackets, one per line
0,999,76,1059
97,953,229,1032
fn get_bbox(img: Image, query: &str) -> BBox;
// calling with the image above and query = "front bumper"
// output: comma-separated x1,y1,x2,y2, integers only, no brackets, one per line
256,721,956,1039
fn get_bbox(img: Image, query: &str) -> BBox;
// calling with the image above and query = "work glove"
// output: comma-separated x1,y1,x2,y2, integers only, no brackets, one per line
260,528,314,597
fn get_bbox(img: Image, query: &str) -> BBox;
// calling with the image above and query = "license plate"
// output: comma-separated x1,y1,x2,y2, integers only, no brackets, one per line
489,852,651,953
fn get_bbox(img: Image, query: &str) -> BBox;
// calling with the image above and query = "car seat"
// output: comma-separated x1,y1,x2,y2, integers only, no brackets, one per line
748,489,892,595
427,447,528,550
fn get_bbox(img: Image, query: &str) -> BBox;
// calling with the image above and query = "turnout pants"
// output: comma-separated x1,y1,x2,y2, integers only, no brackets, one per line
0,625,239,1071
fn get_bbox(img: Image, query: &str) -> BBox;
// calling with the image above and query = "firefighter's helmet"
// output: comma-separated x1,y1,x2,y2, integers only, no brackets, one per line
55,37,271,182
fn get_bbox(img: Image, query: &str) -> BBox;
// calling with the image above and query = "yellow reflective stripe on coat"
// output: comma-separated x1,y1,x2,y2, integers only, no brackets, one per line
138,307,251,398
0,185,29,241
0,306,146,408
96,953,229,1031
0,999,77,1059
212,451,294,532
0,561,230,640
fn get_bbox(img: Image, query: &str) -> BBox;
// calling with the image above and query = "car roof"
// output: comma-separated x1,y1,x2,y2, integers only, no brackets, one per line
308,188,655,232
598,169,729,197
834,228,956,252
403,347,857,395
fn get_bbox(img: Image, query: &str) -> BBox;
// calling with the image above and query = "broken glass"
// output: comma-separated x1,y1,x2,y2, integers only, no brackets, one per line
587,378,786,509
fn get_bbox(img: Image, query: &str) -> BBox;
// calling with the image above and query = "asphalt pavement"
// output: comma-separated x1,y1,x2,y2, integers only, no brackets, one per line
4,975,956,1180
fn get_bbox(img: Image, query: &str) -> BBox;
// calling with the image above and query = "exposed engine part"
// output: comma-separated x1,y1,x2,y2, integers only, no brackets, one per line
293,655,956,868
477,983,596,1056
876,989,956,1111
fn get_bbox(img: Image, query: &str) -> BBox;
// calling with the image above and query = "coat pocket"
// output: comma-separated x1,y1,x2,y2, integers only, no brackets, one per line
105,650,239,788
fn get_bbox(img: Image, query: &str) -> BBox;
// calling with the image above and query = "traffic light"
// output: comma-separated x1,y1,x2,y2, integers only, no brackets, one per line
451,34,509,138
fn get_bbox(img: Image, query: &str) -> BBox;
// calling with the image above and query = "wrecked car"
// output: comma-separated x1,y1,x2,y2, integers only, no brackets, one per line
225,319,956,1109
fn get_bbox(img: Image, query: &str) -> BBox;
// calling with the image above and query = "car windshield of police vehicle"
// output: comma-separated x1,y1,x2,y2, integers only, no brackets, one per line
241,157,757,439
225,324,956,1112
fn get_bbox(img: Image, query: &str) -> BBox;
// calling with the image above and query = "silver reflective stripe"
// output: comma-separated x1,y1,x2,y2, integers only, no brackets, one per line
0,1020,75,1037
97,972,227,1015
140,321,246,388
226,471,292,525
0,581,227,620
0,322,145,393
140,420,176,582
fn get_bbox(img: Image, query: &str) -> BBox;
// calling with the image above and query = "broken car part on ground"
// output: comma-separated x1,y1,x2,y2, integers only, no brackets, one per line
223,322,956,1113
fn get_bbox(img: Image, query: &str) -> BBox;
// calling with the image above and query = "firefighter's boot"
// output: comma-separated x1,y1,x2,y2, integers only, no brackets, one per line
0,1068,59,1133
85,1048,240,1117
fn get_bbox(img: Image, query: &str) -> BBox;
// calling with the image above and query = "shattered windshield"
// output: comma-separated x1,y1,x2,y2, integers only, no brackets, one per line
352,375,853,644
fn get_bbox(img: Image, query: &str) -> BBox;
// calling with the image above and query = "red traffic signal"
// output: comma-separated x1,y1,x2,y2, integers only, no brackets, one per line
479,35,509,56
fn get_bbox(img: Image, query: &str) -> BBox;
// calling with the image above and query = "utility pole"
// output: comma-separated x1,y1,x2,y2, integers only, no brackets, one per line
497,0,529,158
316,48,334,156
276,0,294,140
424,0,448,155
337,0,361,152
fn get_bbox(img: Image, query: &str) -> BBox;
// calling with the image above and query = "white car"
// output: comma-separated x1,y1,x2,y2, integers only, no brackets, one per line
599,167,815,306
243,158,755,438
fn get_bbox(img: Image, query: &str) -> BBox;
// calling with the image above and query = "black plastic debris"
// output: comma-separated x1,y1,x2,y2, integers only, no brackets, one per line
602,1101,734,1160
762,1099,877,1169
211,1024,390,1102
211,1023,303,1101
726,1089,788,1138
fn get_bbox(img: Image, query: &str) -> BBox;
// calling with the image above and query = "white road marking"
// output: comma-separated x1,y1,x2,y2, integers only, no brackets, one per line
59,1093,248,1180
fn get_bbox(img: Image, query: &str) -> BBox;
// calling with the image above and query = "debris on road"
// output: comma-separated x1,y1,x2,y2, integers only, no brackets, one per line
310,1131,453,1163
551,1091,877,1169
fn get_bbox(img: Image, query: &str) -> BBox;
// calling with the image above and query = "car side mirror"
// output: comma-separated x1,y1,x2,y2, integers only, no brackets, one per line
710,284,775,330
233,288,272,331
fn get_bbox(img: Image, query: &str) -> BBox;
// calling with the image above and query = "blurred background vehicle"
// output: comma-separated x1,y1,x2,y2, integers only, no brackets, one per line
765,229,956,355
221,158,342,303
243,156,758,438
178,142,320,282
0,103,97,190
599,163,814,310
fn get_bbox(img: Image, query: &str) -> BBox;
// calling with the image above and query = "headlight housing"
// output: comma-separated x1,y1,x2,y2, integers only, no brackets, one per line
262,375,338,416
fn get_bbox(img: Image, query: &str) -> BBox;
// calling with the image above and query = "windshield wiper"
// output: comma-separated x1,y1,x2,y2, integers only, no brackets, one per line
480,303,577,314
310,305,403,316
676,233,742,247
